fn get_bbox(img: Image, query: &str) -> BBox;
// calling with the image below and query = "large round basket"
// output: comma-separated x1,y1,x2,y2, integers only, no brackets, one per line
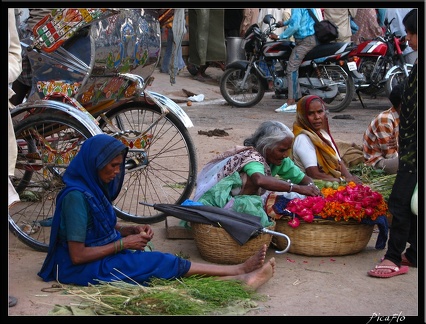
191,222,275,264
273,217,374,256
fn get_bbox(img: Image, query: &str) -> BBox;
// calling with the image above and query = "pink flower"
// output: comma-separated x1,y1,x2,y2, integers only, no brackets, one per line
281,182,387,228
288,217,300,228
301,213,314,223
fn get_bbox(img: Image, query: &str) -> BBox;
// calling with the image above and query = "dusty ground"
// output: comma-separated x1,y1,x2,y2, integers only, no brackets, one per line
8,67,420,318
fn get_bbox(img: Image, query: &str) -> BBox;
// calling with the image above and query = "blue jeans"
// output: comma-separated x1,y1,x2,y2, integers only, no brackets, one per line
384,171,417,266
161,28,185,73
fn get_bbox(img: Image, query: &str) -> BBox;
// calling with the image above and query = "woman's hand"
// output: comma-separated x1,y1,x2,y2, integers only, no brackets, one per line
294,183,322,196
345,174,362,184
123,230,152,251
134,225,154,240
118,224,154,240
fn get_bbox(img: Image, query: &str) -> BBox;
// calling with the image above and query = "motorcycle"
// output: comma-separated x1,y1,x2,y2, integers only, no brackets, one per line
220,14,355,112
344,17,412,108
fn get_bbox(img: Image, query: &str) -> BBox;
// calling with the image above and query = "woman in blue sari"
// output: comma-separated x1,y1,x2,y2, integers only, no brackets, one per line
38,134,275,290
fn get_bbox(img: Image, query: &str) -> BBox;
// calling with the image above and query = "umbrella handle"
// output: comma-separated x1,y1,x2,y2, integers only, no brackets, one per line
261,228,291,254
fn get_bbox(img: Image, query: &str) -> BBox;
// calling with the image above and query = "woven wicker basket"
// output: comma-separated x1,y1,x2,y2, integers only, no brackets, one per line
191,222,275,264
273,217,374,256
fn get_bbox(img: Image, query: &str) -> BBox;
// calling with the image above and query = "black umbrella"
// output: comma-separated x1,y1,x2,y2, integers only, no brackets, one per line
140,202,291,254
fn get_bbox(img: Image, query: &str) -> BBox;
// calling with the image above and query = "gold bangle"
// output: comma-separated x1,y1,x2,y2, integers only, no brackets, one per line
120,238,124,252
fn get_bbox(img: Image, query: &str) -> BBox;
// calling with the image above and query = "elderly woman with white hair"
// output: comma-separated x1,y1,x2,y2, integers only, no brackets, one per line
194,120,321,227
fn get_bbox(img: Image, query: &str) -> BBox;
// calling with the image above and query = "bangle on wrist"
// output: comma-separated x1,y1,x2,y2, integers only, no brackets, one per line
286,179,294,192
114,241,118,254
119,238,124,252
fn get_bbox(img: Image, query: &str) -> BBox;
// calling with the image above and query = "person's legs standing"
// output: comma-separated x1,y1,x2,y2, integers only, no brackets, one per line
276,35,316,112
384,172,417,266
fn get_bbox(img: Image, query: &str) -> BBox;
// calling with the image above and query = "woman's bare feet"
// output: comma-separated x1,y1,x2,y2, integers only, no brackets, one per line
239,244,267,274
239,257,276,291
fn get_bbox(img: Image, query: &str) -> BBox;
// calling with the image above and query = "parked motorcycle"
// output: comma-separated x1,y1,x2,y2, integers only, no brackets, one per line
344,17,412,107
220,14,355,112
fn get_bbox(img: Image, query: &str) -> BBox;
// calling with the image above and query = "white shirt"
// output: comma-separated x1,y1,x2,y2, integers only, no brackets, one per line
292,131,340,172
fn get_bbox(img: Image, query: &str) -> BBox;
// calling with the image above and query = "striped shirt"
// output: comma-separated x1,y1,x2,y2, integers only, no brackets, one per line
363,107,400,166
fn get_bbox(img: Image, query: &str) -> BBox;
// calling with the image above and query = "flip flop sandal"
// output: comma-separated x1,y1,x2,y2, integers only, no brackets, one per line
380,255,416,267
368,265,409,278
401,254,416,267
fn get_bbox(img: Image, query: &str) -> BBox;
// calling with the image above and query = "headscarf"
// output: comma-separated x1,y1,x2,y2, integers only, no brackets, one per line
293,95,342,178
61,133,128,202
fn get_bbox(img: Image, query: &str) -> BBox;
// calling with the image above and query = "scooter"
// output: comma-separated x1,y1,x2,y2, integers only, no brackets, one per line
219,14,355,112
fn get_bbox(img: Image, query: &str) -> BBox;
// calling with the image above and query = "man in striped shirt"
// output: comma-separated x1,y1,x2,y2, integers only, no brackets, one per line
362,83,403,174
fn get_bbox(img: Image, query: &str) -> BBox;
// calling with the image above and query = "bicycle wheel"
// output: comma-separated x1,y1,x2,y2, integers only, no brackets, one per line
9,112,97,252
98,102,197,224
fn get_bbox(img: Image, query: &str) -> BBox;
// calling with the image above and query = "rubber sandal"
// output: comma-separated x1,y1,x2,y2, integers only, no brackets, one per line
401,254,416,267
380,254,416,267
368,265,409,278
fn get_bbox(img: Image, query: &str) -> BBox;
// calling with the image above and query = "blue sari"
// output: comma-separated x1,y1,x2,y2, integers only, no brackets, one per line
38,134,190,286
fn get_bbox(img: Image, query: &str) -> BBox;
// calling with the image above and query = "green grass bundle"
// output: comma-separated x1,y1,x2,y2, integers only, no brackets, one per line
349,164,396,201
59,276,265,315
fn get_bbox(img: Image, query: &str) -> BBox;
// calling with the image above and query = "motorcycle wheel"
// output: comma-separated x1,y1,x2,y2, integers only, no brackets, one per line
321,67,355,112
385,65,412,98
220,68,265,108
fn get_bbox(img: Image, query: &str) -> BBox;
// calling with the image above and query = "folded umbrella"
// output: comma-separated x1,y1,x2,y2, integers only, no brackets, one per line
140,202,291,253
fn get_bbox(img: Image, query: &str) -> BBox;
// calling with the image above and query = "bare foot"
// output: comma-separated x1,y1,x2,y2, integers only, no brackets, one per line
240,257,276,291
240,244,267,274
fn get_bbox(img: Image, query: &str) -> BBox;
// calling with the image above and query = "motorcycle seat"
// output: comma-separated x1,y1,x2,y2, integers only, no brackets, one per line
305,42,350,61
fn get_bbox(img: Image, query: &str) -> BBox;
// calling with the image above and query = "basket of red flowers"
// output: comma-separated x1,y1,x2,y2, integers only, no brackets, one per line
266,182,389,256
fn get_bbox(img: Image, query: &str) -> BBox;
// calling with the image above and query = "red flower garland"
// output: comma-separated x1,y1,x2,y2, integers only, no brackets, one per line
285,182,388,228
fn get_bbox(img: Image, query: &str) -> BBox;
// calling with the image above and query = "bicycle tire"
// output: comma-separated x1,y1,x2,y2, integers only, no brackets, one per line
220,68,265,108
98,102,198,224
9,111,97,252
